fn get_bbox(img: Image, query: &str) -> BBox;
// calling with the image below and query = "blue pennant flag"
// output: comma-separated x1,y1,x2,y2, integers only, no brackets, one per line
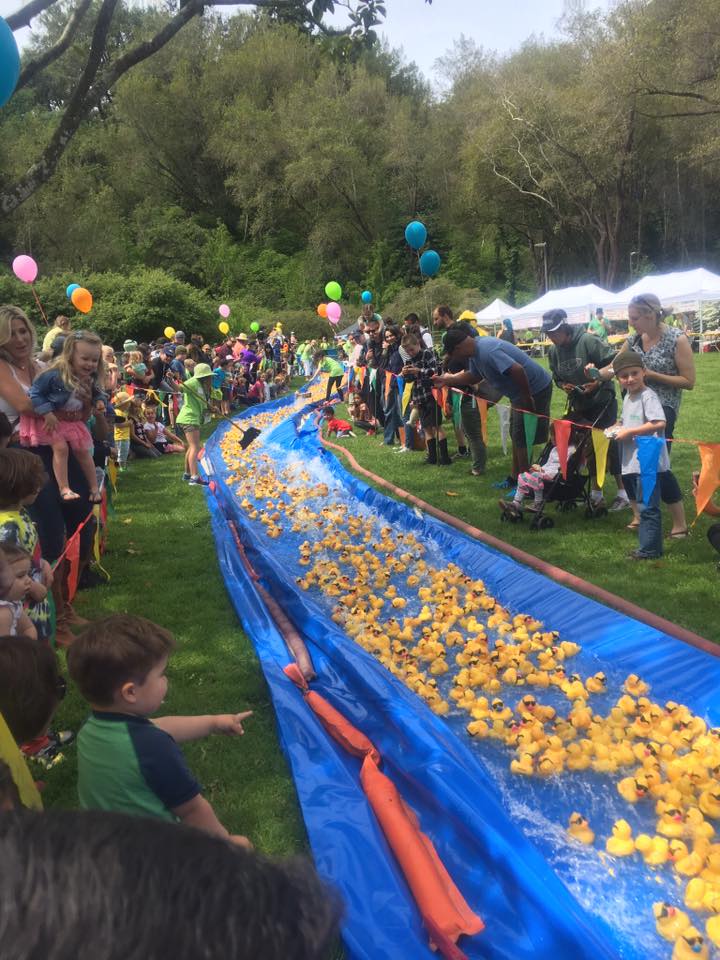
396,375,404,400
636,435,665,504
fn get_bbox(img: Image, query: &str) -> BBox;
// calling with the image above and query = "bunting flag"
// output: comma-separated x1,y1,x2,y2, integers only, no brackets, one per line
522,412,538,459
65,530,81,603
476,398,488,444
0,711,42,811
107,458,118,493
451,391,462,429
92,504,110,583
402,382,414,415
396,375,404,402
347,366,355,387
553,419,572,480
636,435,665,505
357,366,366,388
497,403,511,455
591,429,610,488
694,443,720,518
440,387,449,410
369,368,377,388
384,370,393,404
431,387,442,408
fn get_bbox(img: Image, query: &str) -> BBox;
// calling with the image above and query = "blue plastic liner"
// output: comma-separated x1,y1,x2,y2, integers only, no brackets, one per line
204,397,720,960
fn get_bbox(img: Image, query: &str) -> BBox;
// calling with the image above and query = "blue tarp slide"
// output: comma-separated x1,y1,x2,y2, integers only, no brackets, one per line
204,393,720,960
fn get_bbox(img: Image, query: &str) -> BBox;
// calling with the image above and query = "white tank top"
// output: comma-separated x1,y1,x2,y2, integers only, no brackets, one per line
0,361,31,429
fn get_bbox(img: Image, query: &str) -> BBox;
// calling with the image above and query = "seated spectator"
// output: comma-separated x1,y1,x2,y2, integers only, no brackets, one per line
348,390,377,434
142,401,185,455
320,406,355,439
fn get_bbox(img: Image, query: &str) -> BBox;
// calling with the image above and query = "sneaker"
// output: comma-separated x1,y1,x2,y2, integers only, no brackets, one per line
51,730,75,748
526,502,543,513
609,495,631,512
470,468,485,477
452,449,469,460
395,446,410,454
182,472,191,481
627,550,661,561
188,476,209,486
492,476,515,489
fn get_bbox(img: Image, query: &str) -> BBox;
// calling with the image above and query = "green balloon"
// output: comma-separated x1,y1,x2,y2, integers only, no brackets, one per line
250,322,260,332
325,281,342,301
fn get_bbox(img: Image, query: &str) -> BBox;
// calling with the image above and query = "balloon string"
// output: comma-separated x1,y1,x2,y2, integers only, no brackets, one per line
31,285,49,326
416,249,432,330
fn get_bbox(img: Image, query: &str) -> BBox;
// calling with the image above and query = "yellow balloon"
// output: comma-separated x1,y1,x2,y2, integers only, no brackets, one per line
164,326,176,339
218,321,230,335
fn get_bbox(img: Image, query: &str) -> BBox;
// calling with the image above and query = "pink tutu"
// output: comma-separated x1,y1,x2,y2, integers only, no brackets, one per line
20,413,92,453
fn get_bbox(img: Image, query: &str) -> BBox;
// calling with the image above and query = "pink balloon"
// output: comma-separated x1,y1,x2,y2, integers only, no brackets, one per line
329,317,339,326
218,303,230,318
12,255,38,284
326,301,342,322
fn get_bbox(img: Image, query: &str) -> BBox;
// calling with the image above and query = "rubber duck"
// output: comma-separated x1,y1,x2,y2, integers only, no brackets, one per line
699,790,720,820
536,754,563,777
624,674,650,697
701,850,720,885
636,834,670,865
467,719,489,738
569,701,593,730
654,902,691,942
671,928,708,960
706,916,720,948
686,807,715,842
606,820,635,857
658,808,687,839
561,674,588,701
674,841,709,878
525,670,550,688
510,752,535,776
669,839,690,865
567,813,595,845
566,742,592,771
616,694,638,716
489,698,513,722
585,672,607,694
618,776,650,804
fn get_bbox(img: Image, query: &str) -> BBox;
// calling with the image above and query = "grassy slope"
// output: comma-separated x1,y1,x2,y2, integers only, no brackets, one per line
44,440,307,855
328,354,719,642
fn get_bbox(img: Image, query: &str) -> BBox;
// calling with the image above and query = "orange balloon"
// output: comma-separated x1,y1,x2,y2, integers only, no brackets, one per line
71,287,93,314
317,303,328,318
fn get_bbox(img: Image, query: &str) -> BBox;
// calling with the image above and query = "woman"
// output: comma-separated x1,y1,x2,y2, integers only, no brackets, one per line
611,293,695,538
380,325,404,447
499,317,516,344
176,362,214,485
0,306,93,642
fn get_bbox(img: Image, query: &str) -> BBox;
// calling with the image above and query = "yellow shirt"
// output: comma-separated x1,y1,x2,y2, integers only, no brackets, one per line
114,409,131,441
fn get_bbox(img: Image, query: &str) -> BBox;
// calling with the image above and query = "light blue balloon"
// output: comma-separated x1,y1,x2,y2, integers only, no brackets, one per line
0,18,20,109
419,249,441,277
361,290,372,304
404,220,427,251
66,283,80,299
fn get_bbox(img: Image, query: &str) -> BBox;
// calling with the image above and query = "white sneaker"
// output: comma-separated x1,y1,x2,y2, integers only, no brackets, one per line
609,495,631,512
395,446,410,453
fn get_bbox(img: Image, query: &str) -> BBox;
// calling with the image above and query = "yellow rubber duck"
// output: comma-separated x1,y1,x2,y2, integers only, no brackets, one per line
701,850,720,885
567,813,595,845
566,742,592,771
636,834,670,865
536,754,563,777
674,841,709,878
686,807,715,842
510,752,535,776
585,671,607,694
699,790,720,821
624,673,650,697
654,901,691,942
618,776,650,804
605,819,635,857
616,694,638,716
706,916,720,949
658,808,687,839
671,928,708,960
669,839,690,865
467,719,490,739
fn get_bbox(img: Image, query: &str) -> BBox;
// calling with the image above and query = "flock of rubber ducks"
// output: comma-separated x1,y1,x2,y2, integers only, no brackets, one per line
218,382,720,960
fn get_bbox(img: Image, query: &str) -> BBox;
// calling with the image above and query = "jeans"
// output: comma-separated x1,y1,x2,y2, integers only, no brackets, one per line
461,395,486,472
383,392,403,445
624,473,663,557
660,404,682,504
117,439,130,466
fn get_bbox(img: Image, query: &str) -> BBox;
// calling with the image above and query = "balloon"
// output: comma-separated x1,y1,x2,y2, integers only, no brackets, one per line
329,317,339,326
250,322,260,332
164,326,176,339
325,281,342,301
218,304,230,318
71,287,93,313
326,301,342,322
0,18,20,109
66,283,80,299
317,303,328,318
361,290,373,304
404,220,427,250
218,321,230,335
12,255,38,284
419,249,441,277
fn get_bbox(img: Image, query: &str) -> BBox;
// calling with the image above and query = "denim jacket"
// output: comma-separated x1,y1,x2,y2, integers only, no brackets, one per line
29,369,103,416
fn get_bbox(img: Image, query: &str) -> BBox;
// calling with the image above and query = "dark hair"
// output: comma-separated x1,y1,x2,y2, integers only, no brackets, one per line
0,809,341,960
383,325,401,342
322,405,335,417
435,305,454,322
0,412,11,439
403,313,420,325
68,614,175,707
0,449,47,508
442,323,472,354
0,542,31,564
401,333,420,349
0,636,63,743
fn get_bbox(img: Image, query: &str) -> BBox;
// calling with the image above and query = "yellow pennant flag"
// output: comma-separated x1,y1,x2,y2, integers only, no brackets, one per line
401,381,413,415
107,458,118,492
0,710,42,810
591,428,610,488
475,397,488,444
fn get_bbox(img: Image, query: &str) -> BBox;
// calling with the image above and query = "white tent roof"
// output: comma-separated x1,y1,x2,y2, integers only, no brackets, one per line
511,284,615,330
601,268,720,309
475,298,518,323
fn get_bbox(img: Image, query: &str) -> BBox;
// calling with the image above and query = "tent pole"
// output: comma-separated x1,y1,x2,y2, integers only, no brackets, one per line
699,298,704,336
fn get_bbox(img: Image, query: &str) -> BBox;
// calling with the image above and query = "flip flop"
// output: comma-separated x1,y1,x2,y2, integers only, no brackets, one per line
667,529,689,539
626,522,640,531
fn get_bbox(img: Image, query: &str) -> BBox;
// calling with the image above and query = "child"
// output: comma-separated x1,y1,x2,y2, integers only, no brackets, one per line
212,359,233,416
610,350,669,559
0,544,39,639
112,391,133,471
176,362,214,486
348,390,377,435
500,422,579,516
68,613,252,846
314,351,345,402
320,406,355,438
128,397,161,460
399,334,451,465
0,449,52,643
102,345,119,393
21,331,104,503
142,401,185,455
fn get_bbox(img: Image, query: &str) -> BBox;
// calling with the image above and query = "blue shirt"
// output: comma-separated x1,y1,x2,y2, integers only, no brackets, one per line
468,337,551,402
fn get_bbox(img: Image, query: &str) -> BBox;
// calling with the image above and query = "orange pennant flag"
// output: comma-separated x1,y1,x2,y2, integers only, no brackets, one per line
553,419,572,480
358,366,366,387
384,370,393,404
695,443,720,518
65,531,81,603
475,398,488,445
431,388,442,407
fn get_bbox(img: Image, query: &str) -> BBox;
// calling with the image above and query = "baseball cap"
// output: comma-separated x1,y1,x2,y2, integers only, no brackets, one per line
442,324,473,354
612,350,644,374
541,309,568,333
174,330,185,340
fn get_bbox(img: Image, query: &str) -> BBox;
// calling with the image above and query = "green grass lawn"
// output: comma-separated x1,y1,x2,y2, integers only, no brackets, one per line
328,354,720,642
44,437,306,855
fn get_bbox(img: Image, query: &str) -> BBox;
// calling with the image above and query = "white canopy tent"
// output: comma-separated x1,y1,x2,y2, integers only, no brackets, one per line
475,298,518,325
511,284,615,331
600,268,720,332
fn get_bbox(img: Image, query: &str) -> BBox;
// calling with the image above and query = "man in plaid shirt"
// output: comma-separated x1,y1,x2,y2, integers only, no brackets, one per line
399,334,452,465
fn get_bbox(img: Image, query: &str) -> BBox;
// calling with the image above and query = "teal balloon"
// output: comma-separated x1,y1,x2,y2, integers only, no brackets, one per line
404,220,427,250
0,18,20,109
419,249,441,277
325,280,342,301
66,283,80,299
361,290,372,304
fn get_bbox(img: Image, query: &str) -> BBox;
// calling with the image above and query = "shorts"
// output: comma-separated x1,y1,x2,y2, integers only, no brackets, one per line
417,397,444,431
510,382,552,447
175,422,200,437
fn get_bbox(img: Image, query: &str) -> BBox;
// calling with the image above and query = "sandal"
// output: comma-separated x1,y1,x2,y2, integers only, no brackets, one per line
667,529,689,539
60,489,80,501
626,521,640,531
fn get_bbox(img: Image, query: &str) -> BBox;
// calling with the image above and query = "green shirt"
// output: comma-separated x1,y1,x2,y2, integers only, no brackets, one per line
318,356,344,377
77,711,200,822
176,376,210,427
588,317,609,340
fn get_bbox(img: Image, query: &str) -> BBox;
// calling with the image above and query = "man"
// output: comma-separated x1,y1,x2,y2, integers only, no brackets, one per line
41,315,71,354
588,308,610,341
542,309,629,511
435,324,552,477
432,305,486,476
359,314,385,426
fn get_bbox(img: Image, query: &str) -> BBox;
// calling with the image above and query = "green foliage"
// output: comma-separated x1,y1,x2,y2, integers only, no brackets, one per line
383,278,476,325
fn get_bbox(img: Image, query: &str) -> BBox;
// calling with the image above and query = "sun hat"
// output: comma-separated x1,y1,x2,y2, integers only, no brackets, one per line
612,350,645,374
541,309,569,333
238,333,248,341
122,339,138,352
193,362,213,379
113,390,132,408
